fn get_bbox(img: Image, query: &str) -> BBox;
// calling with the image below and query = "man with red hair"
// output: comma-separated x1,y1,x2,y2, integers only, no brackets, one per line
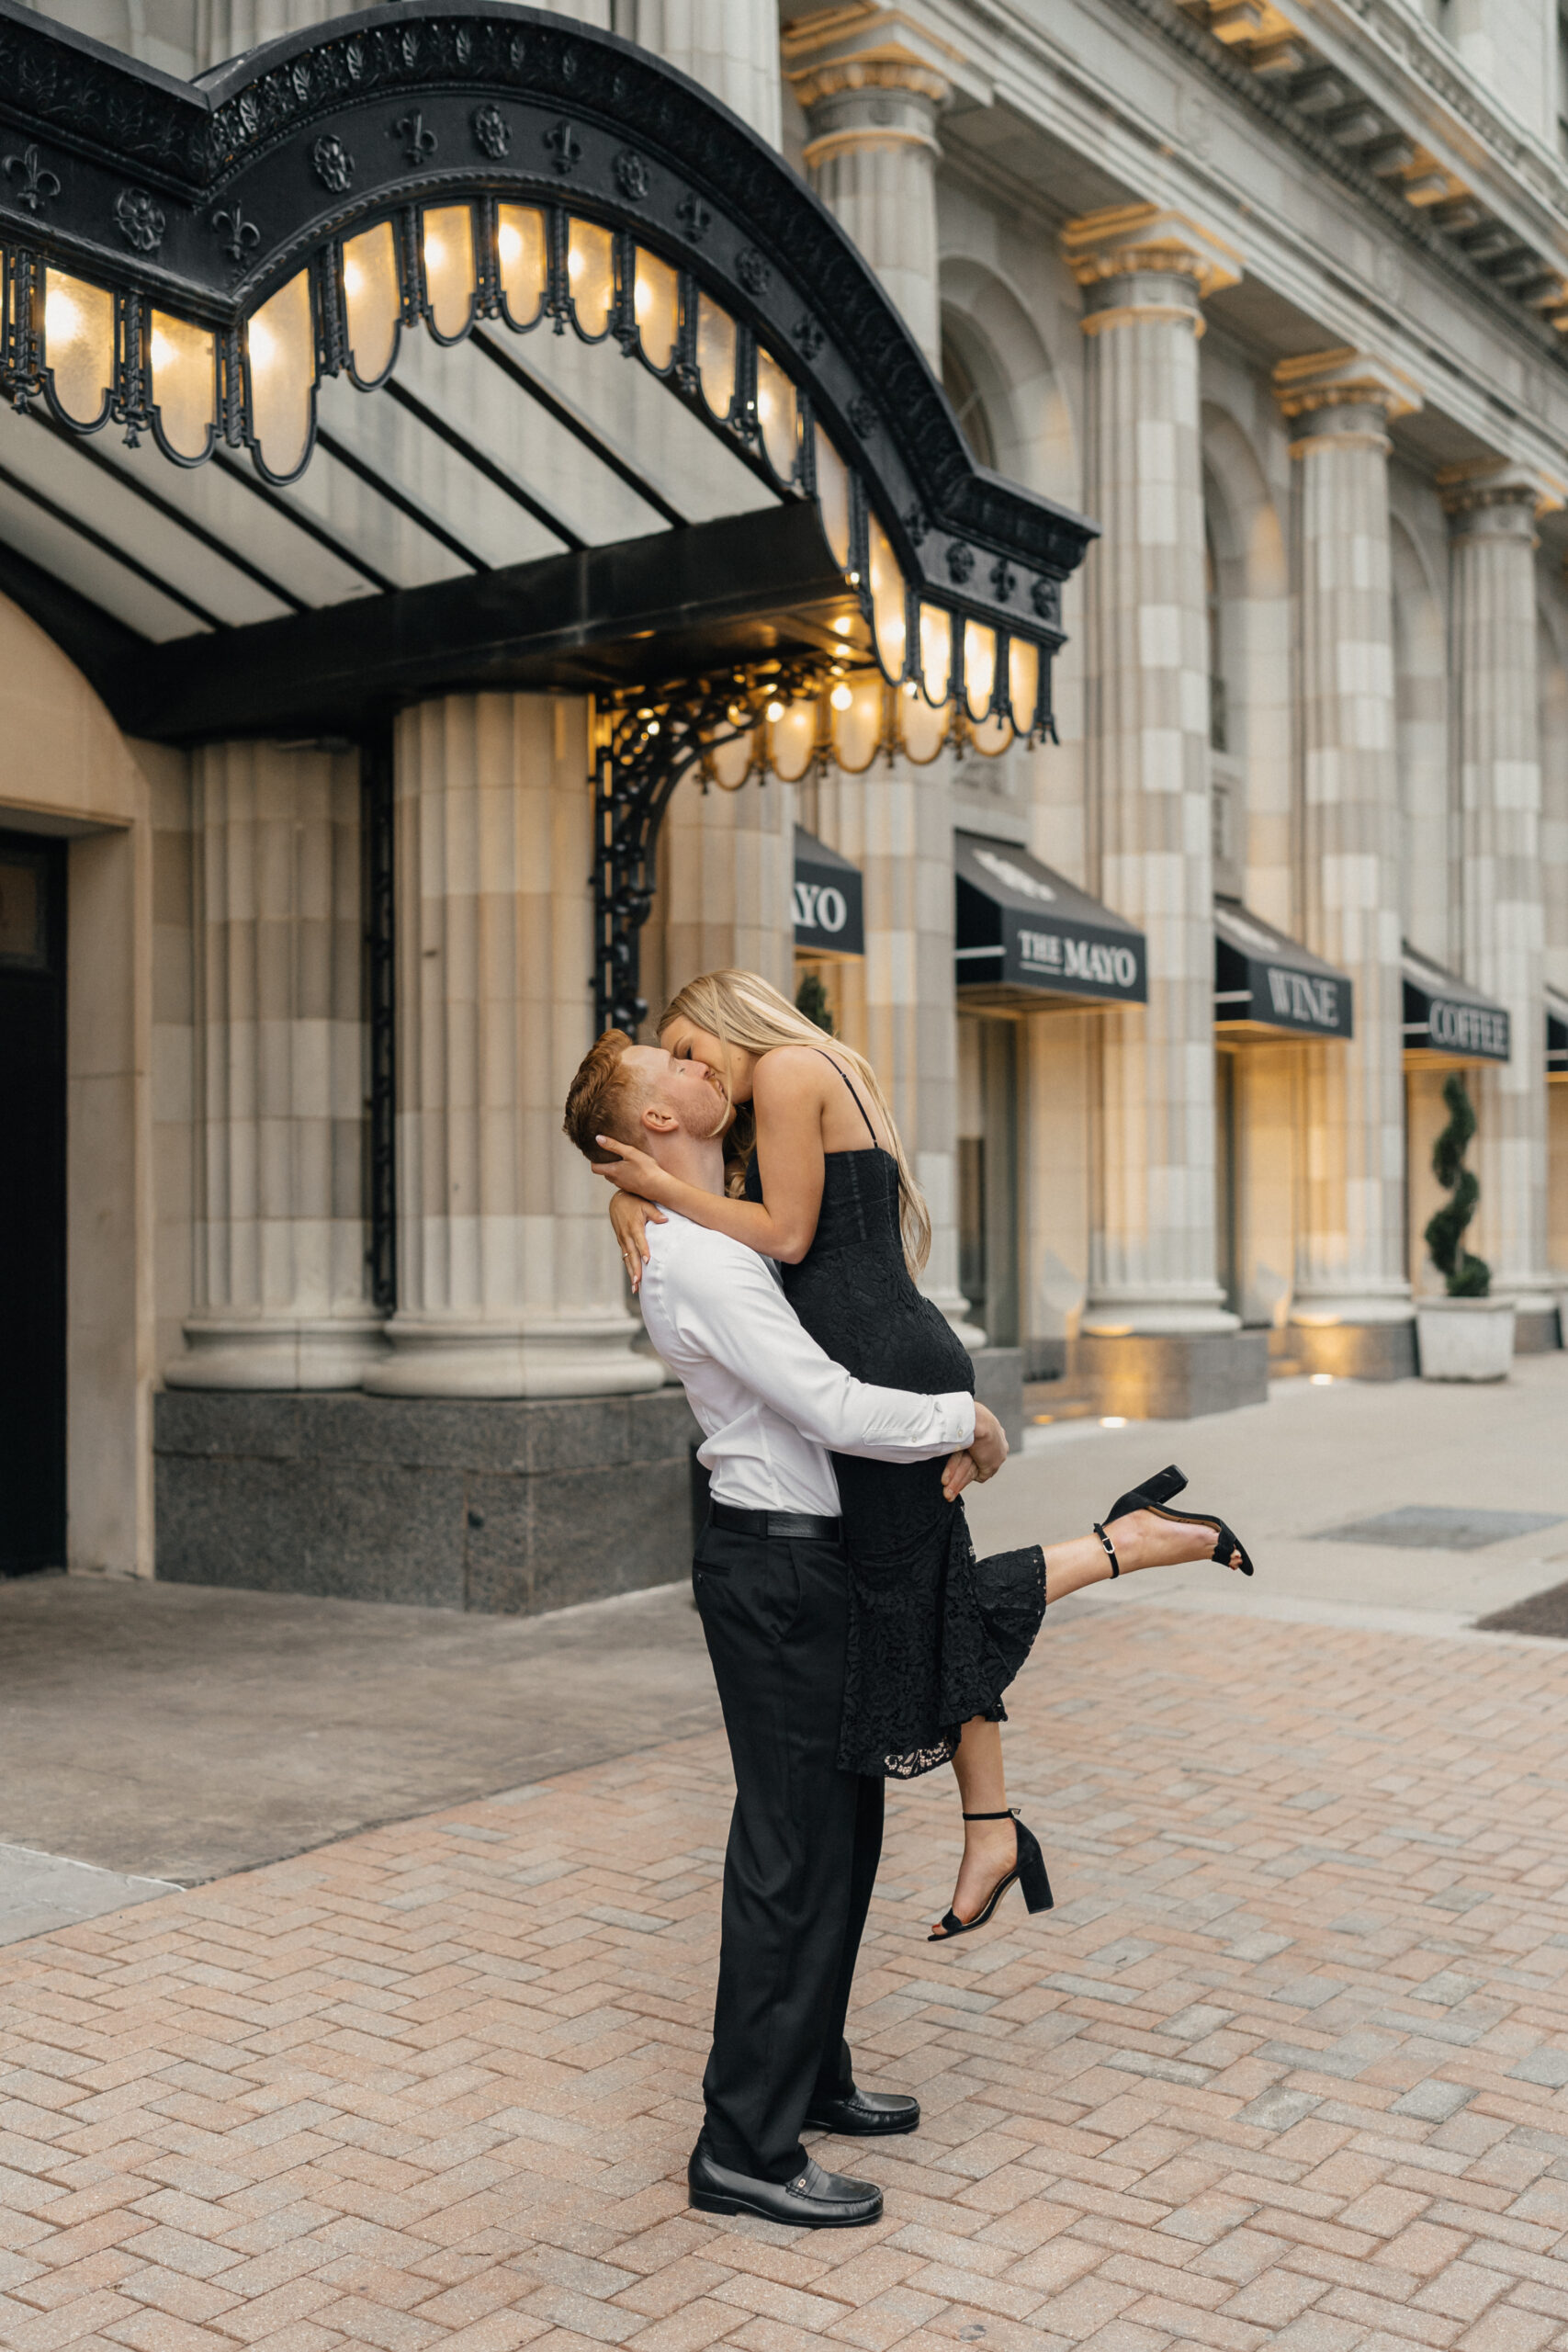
565,1030,1008,2229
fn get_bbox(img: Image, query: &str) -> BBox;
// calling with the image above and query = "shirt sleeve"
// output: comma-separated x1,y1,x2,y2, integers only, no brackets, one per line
671,1236,976,1461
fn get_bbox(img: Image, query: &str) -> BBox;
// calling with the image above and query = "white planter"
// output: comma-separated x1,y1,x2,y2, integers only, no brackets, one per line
1416,1296,1516,1382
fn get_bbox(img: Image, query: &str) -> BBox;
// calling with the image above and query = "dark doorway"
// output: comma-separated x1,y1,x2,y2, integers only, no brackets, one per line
0,830,67,1574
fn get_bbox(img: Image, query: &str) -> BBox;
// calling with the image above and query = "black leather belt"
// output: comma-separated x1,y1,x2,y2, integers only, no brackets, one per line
709,1501,843,1542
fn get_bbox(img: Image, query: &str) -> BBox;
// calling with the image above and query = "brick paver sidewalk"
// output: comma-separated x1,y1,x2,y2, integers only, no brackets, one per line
5,1603,1568,2352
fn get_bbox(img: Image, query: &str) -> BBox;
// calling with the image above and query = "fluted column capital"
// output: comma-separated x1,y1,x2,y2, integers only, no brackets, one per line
1438,459,1562,536
1062,203,1241,336
1273,347,1421,452
784,7,956,163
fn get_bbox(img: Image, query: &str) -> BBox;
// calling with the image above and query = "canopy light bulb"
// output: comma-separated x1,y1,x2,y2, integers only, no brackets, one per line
497,224,520,266
1100,1415,1127,1429
43,289,80,345
644,718,660,737
764,700,785,723
829,683,852,711
832,615,853,635
1310,1372,1334,1386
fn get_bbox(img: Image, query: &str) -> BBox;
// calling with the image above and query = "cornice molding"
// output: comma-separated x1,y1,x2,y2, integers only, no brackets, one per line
1101,0,1568,371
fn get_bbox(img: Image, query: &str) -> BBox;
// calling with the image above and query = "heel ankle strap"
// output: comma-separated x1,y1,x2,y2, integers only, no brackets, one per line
962,1808,1018,1820
1093,1521,1120,1578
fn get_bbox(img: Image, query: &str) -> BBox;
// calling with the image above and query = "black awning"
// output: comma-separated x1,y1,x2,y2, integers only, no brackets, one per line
1213,900,1352,1041
1548,988,1568,1080
794,829,864,958
954,832,1145,1009
1403,944,1510,1064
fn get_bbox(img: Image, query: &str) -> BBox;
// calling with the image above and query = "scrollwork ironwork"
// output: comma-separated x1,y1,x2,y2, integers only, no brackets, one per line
594,659,824,1037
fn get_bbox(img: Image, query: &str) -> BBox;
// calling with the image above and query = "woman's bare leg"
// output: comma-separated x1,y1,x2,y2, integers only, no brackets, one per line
931,1510,1243,1935
942,1719,1015,1929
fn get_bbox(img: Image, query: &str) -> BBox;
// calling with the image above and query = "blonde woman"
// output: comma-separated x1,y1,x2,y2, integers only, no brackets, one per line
599,970,1252,1937
594,970,1043,1936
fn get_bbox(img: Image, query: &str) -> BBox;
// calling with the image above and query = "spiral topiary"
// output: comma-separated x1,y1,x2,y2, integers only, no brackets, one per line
1424,1070,1490,1296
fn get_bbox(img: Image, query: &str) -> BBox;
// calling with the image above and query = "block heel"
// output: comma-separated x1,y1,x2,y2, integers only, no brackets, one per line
929,1808,1054,1940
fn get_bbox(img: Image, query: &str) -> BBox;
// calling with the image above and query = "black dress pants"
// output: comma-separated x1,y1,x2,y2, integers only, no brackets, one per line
692,1514,885,2183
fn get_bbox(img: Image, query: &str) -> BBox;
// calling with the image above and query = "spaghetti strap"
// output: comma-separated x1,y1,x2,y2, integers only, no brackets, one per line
814,1048,879,1144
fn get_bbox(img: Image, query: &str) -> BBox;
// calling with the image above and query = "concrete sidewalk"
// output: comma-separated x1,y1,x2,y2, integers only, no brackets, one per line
4,1594,1568,2352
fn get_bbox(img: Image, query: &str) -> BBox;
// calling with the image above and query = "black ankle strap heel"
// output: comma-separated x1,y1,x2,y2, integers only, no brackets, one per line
931,1811,1054,1941
1102,1462,1255,1577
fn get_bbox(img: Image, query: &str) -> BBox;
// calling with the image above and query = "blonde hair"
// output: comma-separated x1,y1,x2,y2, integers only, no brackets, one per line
657,968,932,1275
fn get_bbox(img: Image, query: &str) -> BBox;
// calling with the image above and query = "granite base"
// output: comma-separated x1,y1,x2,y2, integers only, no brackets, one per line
154,1389,703,1615
1286,1320,1417,1382
1068,1329,1269,1420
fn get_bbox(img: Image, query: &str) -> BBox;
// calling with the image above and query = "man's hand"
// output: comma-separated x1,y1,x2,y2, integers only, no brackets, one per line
968,1401,1009,1482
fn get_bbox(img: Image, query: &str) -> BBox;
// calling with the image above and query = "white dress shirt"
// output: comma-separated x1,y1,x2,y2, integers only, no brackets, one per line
637,1210,976,1516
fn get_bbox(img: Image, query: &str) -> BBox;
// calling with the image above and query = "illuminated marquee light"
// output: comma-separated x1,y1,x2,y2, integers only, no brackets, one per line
1,195,1055,737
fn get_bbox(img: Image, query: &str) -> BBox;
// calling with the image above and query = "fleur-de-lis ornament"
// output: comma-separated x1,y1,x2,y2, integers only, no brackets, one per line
3,144,61,216
543,118,582,175
212,202,261,268
393,111,437,167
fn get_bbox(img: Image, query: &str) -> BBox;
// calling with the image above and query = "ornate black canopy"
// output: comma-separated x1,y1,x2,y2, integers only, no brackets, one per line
0,0,1093,688
0,0,1103,1151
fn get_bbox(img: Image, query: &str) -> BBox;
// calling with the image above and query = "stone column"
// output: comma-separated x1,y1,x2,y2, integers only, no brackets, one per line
639,0,782,146
166,744,383,1391
784,15,973,1334
1273,350,1421,1377
785,17,953,367
1064,205,1254,1414
1442,466,1557,1340
365,693,662,1398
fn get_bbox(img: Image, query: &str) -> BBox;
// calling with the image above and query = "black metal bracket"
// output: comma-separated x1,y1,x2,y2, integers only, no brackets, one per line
593,660,823,1037
362,723,397,1316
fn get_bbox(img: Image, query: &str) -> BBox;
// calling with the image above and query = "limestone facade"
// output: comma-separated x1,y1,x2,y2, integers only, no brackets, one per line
5,0,1568,1588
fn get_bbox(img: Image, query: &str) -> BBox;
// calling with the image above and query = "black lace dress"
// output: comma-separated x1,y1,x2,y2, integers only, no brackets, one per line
745,1077,1047,1779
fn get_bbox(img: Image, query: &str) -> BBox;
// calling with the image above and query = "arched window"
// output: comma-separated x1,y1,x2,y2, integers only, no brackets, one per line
941,331,997,470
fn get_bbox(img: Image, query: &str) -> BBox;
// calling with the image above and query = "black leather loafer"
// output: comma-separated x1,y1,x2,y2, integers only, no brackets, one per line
688,2144,883,2228
803,2086,920,2136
